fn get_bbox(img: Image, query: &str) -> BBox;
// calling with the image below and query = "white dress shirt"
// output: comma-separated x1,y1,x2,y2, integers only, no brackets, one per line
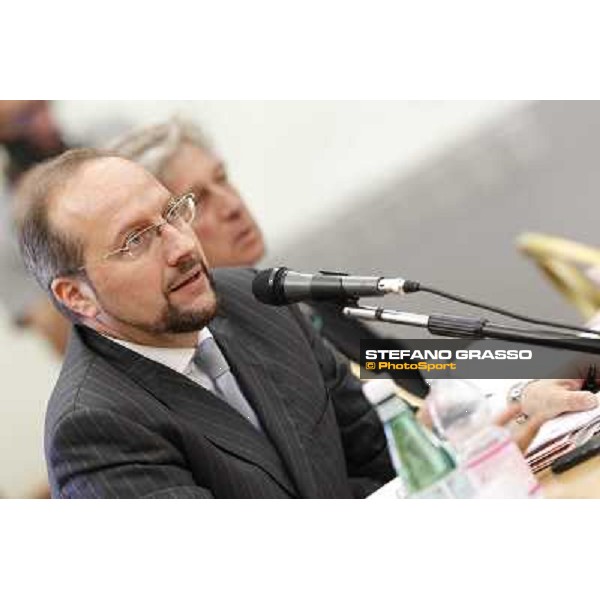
108,327,219,394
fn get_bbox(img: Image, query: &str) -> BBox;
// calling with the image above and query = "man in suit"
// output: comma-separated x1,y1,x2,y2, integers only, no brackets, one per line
18,148,394,498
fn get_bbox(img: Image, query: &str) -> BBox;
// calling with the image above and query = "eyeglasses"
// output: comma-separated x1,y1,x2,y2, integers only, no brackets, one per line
77,192,197,272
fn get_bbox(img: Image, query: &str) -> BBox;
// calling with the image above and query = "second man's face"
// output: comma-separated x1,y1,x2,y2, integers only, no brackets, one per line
161,143,265,268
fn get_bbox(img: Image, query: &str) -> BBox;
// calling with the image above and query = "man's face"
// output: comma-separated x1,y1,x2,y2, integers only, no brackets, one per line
51,157,218,347
160,143,265,268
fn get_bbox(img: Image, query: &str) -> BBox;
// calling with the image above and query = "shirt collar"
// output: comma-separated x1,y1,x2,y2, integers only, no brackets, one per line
106,327,213,374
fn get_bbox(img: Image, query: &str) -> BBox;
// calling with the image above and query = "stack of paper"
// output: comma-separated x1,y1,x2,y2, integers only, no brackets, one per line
526,403,600,472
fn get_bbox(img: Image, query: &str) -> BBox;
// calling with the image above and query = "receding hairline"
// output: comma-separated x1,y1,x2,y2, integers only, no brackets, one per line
19,150,123,208
19,152,161,252
45,154,155,207
53,154,146,187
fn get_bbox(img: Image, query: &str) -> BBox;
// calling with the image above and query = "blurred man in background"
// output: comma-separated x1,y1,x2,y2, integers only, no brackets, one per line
109,119,265,268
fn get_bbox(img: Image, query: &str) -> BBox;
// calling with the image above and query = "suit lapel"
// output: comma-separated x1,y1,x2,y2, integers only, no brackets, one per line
77,326,298,497
210,315,321,498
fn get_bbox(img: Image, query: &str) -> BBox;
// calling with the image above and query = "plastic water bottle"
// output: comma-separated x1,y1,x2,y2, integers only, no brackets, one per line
426,379,542,498
363,379,474,498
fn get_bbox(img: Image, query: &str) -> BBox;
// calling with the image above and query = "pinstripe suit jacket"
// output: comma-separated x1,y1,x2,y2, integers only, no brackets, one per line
45,268,394,498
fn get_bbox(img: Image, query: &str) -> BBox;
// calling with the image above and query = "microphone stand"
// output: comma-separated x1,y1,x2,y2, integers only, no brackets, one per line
342,305,600,356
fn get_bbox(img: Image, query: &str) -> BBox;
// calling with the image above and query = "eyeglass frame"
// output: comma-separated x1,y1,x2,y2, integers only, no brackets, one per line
73,191,198,274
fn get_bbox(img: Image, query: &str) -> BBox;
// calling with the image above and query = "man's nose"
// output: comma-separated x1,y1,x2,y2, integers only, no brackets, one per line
215,187,244,220
160,222,197,266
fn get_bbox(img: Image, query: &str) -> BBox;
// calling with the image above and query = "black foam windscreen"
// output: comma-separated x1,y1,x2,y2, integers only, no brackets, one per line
252,268,287,305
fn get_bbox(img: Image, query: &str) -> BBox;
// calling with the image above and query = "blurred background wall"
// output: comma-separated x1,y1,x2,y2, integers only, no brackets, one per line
3,100,599,496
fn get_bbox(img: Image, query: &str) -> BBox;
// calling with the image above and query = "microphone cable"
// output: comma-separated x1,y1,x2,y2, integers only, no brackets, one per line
405,281,600,337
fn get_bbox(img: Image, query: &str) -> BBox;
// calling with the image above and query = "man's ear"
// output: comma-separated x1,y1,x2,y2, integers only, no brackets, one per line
51,276,99,320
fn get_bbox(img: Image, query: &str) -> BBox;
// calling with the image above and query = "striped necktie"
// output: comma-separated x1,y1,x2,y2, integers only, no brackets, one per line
193,336,262,431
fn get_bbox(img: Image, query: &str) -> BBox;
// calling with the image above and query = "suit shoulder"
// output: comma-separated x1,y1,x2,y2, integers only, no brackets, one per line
46,338,156,434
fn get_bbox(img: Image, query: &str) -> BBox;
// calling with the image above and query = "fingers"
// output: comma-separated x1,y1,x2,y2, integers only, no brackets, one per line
521,380,598,421
511,416,544,454
548,379,585,391
494,404,522,427
561,391,598,413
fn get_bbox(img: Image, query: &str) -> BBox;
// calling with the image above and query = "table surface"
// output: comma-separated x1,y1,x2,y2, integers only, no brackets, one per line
538,455,600,498
360,372,600,498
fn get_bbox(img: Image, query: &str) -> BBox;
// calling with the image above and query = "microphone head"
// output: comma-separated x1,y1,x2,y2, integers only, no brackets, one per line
252,267,289,305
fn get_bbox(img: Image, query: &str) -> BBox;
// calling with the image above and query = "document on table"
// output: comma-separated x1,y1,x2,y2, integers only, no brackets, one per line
527,396,600,455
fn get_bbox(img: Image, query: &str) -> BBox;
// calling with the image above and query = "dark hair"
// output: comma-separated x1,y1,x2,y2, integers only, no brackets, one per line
17,148,113,321
4,134,69,185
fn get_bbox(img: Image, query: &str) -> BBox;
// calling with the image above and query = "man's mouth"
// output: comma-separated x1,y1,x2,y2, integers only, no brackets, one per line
169,265,204,293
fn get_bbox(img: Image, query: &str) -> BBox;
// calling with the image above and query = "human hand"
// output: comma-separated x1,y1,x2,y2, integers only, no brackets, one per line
496,380,598,454
519,379,598,422
494,403,544,454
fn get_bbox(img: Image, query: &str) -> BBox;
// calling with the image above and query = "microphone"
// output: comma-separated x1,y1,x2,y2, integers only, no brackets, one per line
252,267,417,306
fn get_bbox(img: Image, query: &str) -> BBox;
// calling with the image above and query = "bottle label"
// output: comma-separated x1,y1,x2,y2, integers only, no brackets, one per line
465,439,542,499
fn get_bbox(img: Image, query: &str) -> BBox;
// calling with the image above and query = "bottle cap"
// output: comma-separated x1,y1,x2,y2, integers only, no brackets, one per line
362,378,398,406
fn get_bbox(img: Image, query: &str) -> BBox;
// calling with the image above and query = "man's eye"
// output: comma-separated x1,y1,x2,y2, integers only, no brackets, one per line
216,172,228,184
193,188,209,204
124,233,144,249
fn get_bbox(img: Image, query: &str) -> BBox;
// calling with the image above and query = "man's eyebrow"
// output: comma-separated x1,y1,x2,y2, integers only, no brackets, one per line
110,196,172,245
188,163,226,193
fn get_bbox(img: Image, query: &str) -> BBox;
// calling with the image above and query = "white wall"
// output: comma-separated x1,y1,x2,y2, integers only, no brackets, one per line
1,100,523,496
0,307,60,497
57,101,523,250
